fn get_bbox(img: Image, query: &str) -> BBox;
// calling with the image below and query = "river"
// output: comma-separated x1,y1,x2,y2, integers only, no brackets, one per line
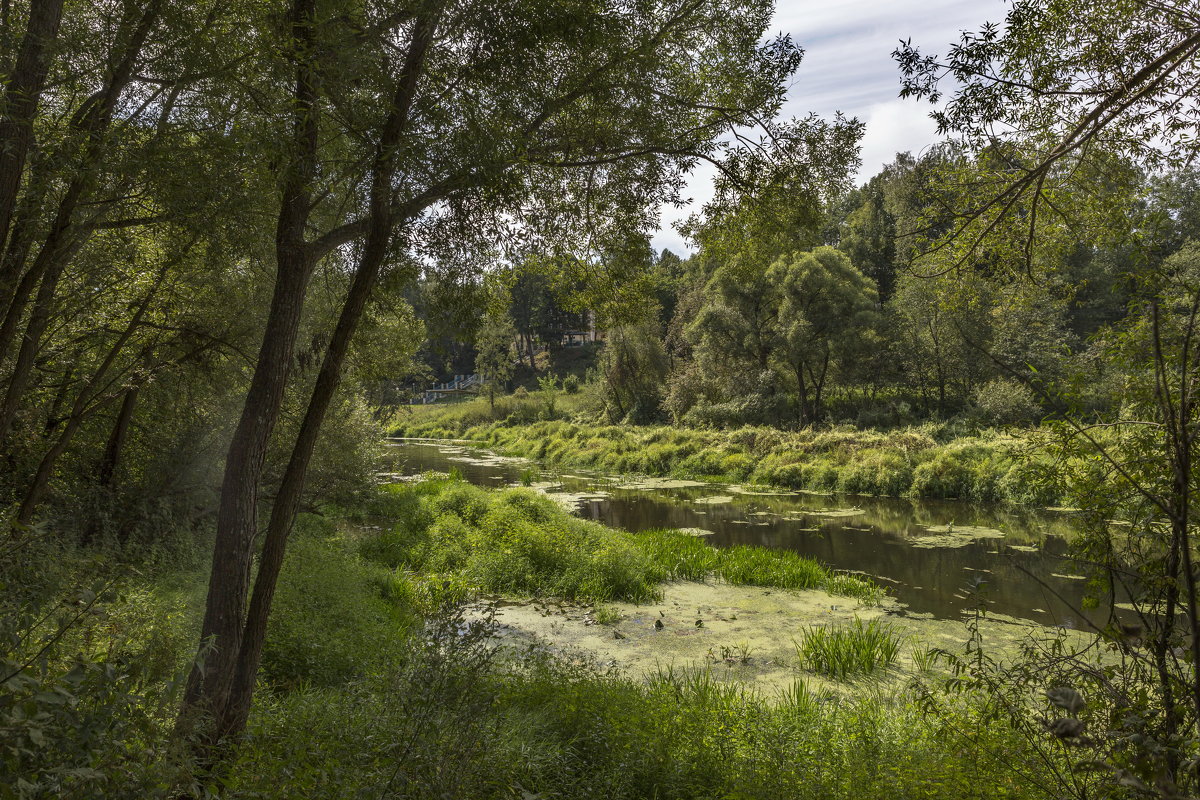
383,438,1100,629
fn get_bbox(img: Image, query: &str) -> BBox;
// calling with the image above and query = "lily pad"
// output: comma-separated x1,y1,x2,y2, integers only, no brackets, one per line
727,485,797,496
611,477,709,490
804,508,866,519
909,524,1005,549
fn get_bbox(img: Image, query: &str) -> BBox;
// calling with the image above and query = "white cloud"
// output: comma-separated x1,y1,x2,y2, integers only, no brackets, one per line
653,0,1005,255
856,98,941,180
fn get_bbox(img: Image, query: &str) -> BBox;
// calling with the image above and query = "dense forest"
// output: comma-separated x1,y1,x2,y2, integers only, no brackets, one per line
4,0,1200,798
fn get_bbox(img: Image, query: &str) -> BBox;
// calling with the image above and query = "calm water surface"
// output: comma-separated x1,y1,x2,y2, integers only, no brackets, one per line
383,439,1102,628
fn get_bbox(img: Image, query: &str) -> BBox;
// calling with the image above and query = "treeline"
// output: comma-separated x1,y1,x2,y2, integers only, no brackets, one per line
575,152,1200,430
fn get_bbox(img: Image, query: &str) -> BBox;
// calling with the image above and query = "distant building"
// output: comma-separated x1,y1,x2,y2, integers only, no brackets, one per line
559,311,605,347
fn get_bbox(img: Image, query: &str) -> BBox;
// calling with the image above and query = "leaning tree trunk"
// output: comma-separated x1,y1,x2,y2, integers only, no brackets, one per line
181,0,320,728
218,4,443,740
80,381,141,546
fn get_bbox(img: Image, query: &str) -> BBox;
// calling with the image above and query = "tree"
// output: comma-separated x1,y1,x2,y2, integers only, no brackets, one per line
0,0,272,529
890,270,989,415
600,323,669,423
475,302,516,410
894,0,1200,274
895,3,1200,794
769,247,880,425
183,0,835,743
508,264,574,370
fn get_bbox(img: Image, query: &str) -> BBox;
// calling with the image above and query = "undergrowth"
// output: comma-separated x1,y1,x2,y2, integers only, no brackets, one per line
0,485,1059,799
230,625,1056,800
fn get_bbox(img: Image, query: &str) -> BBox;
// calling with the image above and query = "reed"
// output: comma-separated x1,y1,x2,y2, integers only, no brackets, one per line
796,618,901,679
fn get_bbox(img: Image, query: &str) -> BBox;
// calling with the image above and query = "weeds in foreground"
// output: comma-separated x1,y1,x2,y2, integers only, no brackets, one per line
911,642,941,672
5,514,1065,800
797,618,901,679
709,641,755,664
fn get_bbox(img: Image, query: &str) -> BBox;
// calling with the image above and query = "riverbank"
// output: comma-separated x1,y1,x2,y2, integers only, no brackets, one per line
391,401,1062,505
357,477,883,604
8,478,1069,798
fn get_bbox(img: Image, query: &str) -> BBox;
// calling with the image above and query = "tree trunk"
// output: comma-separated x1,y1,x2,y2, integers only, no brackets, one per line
81,381,141,546
808,351,829,424
794,362,809,426
181,0,320,732
218,4,443,740
98,384,139,490
0,0,64,260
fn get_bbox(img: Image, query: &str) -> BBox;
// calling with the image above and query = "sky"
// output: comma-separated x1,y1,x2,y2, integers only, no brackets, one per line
650,0,1009,255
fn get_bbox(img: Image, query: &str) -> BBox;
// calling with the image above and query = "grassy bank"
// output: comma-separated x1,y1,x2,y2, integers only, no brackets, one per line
358,478,883,603
4,482,1057,799
391,399,1061,504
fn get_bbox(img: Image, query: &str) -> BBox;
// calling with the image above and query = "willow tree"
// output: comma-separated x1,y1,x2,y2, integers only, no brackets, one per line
770,247,879,425
183,0,857,742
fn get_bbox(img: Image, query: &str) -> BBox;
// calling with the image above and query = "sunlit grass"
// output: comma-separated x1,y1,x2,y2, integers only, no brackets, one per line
390,411,1062,504
358,482,884,605
796,618,901,679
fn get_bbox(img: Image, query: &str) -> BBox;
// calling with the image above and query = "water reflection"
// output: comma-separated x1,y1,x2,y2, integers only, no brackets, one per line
383,439,1105,628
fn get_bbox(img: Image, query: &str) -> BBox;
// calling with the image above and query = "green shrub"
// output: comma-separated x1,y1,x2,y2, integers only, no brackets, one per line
429,481,493,523
720,452,754,479
971,378,1042,427
592,604,622,624
0,563,200,799
909,451,976,499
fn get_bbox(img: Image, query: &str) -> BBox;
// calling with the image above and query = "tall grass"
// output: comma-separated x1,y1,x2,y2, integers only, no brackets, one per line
635,529,882,603
357,481,884,604
390,412,1063,504
796,618,901,679
718,545,827,590
233,651,1061,800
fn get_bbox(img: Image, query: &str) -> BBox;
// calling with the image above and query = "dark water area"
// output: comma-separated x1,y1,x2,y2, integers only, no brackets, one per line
383,439,1109,629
